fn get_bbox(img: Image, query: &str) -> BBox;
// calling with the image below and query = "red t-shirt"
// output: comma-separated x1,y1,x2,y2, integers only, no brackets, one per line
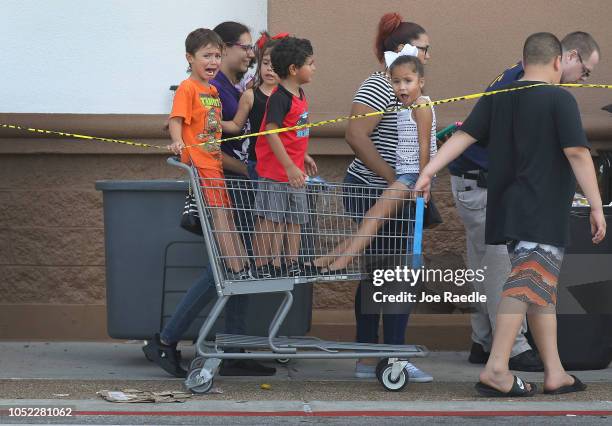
255,84,309,182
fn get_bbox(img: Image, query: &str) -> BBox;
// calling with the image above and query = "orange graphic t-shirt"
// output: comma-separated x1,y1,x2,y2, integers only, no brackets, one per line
170,78,223,171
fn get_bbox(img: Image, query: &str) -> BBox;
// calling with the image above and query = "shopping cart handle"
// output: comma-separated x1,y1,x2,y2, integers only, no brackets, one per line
167,156,190,171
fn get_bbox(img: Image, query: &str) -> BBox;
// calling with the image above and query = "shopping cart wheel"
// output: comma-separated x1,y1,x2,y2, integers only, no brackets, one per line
190,356,205,370
143,340,153,362
379,365,408,392
185,368,214,394
375,358,390,381
275,358,290,365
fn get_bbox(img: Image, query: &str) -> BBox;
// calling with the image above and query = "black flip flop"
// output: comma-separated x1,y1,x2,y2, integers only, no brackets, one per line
475,375,537,397
544,375,587,395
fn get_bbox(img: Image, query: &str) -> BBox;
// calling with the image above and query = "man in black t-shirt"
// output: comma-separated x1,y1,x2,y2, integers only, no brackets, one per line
415,33,606,397
449,32,600,372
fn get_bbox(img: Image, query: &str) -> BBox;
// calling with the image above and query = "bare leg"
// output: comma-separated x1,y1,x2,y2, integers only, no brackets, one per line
527,305,575,391
211,209,248,272
269,223,286,268
325,182,410,271
285,223,302,263
478,296,532,392
252,217,282,268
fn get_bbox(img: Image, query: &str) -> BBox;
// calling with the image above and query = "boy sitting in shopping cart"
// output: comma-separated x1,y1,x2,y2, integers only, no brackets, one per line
251,36,318,278
167,28,251,280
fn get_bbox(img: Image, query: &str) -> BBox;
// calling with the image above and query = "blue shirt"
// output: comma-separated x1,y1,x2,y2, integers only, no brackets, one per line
449,62,525,175
211,71,249,163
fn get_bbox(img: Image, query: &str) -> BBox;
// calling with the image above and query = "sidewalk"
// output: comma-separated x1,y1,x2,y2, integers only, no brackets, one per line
0,341,610,421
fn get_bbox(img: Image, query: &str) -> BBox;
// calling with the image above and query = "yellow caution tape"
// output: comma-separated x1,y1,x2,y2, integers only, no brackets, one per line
2,83,611,150
0,123,164,149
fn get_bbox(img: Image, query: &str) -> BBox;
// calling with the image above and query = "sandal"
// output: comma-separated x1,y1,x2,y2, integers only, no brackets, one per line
475,375,537,397
543,375,587,395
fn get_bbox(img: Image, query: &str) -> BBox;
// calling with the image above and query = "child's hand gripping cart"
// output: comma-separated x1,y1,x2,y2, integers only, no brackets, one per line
168,157,428,393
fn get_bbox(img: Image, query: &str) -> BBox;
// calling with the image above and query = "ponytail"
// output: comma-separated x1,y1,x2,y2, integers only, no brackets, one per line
374,12,426,63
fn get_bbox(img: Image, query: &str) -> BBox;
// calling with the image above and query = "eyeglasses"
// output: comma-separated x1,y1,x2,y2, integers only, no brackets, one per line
576,51,591,78
415,45,430,55
227,42,255,52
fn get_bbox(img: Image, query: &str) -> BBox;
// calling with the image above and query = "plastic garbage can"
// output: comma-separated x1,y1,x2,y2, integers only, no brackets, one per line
95,179,313,340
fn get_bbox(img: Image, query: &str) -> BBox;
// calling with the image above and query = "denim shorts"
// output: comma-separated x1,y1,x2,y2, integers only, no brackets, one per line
395,172,419,187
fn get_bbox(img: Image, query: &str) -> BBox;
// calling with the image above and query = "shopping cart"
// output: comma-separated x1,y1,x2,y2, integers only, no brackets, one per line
168,157,428,392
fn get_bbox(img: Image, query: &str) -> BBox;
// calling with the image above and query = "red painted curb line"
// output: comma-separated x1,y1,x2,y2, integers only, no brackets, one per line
70,410,612,417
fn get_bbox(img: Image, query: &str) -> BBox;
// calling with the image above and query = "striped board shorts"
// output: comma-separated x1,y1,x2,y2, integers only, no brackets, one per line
502,240,565,306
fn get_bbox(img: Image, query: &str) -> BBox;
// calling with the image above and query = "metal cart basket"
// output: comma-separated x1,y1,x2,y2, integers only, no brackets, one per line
168,158,428,392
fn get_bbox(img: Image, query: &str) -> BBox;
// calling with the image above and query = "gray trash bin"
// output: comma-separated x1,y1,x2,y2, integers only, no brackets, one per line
95,180,313,340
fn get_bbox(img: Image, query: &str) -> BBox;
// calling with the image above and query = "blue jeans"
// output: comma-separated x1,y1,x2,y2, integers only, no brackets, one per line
343,173,414,345
160,266,246,345
161,171,253,346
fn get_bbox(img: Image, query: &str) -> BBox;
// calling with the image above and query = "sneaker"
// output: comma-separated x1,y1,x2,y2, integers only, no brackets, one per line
254,264,273,279
287,260,302,277
509,349,544,372
142,334,187,378
226,267,253,281
404,362,433,383
269,263,284,278
219,359,276,376
468,342,490,364
354,362,376,379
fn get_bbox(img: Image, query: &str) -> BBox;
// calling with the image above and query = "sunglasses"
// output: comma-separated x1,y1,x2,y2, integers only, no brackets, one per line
576,51,591,78
227,42,255,52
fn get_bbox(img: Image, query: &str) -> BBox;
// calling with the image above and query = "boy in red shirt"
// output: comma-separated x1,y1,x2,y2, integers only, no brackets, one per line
253,37,318,277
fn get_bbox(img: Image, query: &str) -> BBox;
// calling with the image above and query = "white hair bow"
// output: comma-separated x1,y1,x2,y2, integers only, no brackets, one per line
384,43,419,67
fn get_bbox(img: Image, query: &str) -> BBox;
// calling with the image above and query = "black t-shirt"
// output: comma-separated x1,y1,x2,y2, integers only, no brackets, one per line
246,87,269,161
461,81,590,247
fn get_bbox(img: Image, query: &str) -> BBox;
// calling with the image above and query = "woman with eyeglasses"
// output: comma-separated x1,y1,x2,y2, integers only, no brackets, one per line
212,21,257,172
342,12,433,383
210,21,276,377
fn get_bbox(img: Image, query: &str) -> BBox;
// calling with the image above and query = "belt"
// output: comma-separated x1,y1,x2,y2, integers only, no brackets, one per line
450,171,480,181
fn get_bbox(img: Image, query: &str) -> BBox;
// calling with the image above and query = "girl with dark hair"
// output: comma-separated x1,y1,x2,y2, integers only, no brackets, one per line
221,31,288,179
314,55,436,271
342,12,432,382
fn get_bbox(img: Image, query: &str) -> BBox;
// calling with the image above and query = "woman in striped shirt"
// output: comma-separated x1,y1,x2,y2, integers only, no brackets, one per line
335,12,434,382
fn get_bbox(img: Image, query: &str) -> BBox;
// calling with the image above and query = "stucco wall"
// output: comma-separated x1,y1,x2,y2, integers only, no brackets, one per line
269,0,612,132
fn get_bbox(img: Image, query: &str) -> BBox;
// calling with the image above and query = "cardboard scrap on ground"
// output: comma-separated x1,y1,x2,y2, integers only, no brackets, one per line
97,388,193,403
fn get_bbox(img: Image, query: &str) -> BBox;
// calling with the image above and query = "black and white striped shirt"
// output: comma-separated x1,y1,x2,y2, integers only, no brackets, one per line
346,72,401,186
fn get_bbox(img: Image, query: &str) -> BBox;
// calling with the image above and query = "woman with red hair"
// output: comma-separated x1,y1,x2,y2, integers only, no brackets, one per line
343,12,432,382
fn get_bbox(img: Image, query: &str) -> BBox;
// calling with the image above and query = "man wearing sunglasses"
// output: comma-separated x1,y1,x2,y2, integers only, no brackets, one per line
448,31,600,372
